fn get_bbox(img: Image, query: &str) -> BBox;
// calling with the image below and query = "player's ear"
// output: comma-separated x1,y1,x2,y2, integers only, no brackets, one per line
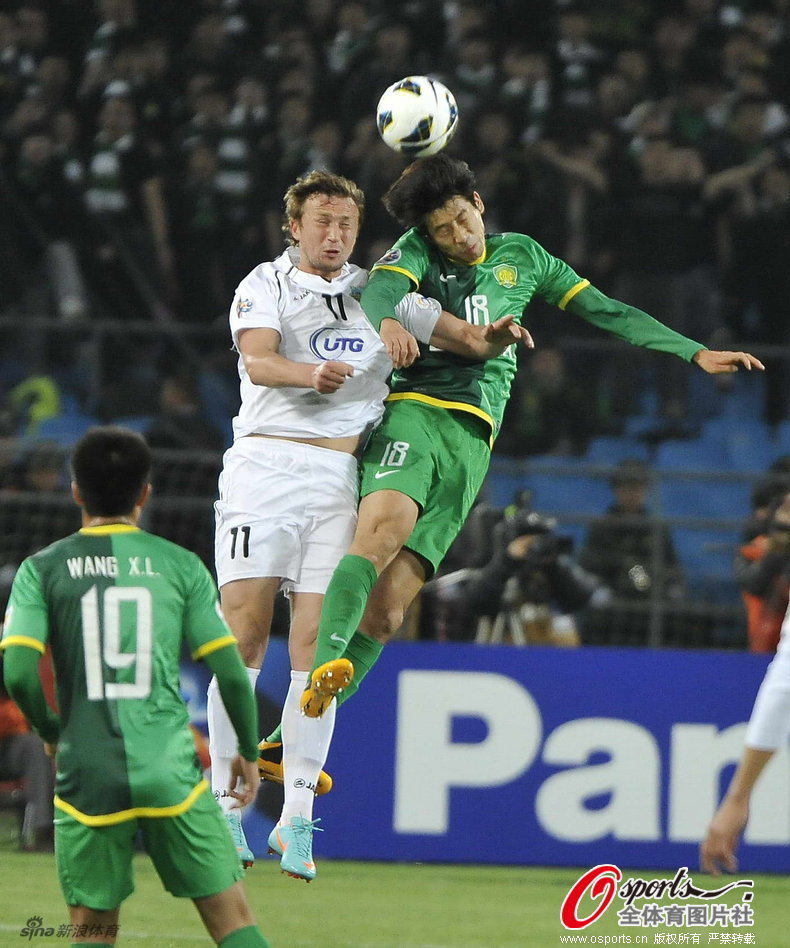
472,192,485,215
137,482,152,509
71,481,82,508
289,216,301,244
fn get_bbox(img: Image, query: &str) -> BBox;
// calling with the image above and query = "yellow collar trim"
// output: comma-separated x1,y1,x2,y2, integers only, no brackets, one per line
79,525,140,535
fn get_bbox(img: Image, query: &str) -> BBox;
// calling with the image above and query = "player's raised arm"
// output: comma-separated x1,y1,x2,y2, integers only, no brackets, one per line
564,282,765,368
361,267,420,368
430,311,534,359
239,326,354,394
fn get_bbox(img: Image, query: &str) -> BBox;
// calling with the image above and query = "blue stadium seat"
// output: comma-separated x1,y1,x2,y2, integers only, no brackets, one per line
774,420,790,456
522,471,611,516
585,436,650,464
717,371,766,420
658,477,751,519
112,415,154,436
671,525,742,603
655,437,727,471
36,414,100,447
702,418,773,472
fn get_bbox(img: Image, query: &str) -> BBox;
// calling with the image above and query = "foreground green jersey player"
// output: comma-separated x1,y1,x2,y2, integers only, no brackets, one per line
295,153,764,717
0,426,270,948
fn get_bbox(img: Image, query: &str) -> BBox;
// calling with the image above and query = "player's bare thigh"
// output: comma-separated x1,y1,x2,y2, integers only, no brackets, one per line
220,577,280,667
360,548,427,644
348,489,419,573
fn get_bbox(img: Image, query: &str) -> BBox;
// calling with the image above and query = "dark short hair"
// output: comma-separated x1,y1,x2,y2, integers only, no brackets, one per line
382,154,477,230
71,426,151,516
282,170,365,244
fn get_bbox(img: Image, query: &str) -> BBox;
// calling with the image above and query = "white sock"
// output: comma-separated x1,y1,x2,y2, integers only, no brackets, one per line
207,668,260,815
280,670,336,824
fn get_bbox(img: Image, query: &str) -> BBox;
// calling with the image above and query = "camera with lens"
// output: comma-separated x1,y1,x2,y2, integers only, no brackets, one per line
503,506,574,564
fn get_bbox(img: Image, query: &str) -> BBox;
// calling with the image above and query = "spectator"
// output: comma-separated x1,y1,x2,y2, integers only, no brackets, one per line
0,654,54,851
146,368,224,453
496,346,596,458
579,459,686,645
81,93,176,316
610,135,720,423
736,489,790,654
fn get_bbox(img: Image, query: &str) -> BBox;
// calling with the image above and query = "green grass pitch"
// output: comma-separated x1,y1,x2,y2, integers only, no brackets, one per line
0,848,786,947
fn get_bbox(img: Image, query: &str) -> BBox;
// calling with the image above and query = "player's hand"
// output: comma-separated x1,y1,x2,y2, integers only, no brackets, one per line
693,350,765,374
311,360,354,394
228,754,259,808
380,317,420,368
482,315,535,354
44,742,58,759
700,796,748,875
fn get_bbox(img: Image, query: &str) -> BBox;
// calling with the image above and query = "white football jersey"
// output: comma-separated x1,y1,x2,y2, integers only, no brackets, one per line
229,248,441,440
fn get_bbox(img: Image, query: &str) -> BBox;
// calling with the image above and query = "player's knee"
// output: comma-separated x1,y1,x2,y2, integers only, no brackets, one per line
365,602,403,640
353,522,405,572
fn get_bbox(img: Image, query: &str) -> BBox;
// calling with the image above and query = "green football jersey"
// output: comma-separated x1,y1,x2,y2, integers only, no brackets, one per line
371,229,589,439
370,228,705,441
1,524,235,825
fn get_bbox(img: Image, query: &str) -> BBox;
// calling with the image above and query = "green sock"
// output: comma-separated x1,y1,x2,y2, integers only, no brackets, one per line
218,925,271,947
312,555,378,670
264,722,281,745
336,631,384,709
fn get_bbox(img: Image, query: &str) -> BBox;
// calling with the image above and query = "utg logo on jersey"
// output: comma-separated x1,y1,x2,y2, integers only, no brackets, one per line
309,327,366,360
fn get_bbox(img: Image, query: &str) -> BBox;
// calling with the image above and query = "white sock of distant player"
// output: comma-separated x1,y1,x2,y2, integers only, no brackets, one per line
280,669,335,824
207,667,260,815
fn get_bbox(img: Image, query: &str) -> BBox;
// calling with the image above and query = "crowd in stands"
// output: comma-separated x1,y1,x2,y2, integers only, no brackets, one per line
0,0,788,432
0,1,789,652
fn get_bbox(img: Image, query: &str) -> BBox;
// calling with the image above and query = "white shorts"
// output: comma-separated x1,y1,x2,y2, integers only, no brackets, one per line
214,436,359,594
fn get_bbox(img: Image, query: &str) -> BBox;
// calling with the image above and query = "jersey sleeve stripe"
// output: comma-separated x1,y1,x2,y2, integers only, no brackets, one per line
0,635,46,654
192,635,238,661
370,264,420,286
558,279,590,310
54,779,210,826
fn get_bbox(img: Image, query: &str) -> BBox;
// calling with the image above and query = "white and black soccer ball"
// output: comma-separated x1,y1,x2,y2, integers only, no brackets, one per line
376,76,459,157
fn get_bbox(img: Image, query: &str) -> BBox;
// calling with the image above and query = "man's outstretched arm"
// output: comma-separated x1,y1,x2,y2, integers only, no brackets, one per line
566,284,764,372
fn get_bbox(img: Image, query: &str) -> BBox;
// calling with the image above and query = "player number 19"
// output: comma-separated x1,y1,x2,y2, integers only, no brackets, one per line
81,585,153,700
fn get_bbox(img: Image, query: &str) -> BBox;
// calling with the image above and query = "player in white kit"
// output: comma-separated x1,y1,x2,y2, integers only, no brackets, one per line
207,170,531,880
701,493,790,873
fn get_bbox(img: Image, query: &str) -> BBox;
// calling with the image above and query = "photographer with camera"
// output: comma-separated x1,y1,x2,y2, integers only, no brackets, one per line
736,487,790,654
578,459,685,646
461,492,608,646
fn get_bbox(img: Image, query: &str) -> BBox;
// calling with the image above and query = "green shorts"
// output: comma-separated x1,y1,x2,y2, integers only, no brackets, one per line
55,786,244,910
360,398,491,576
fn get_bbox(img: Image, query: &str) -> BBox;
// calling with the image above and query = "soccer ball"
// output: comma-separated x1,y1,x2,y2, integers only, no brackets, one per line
376,76,459,157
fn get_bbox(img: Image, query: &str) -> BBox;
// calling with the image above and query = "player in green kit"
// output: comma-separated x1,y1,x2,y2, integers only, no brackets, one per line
294,153,765,720
0,427,270,948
